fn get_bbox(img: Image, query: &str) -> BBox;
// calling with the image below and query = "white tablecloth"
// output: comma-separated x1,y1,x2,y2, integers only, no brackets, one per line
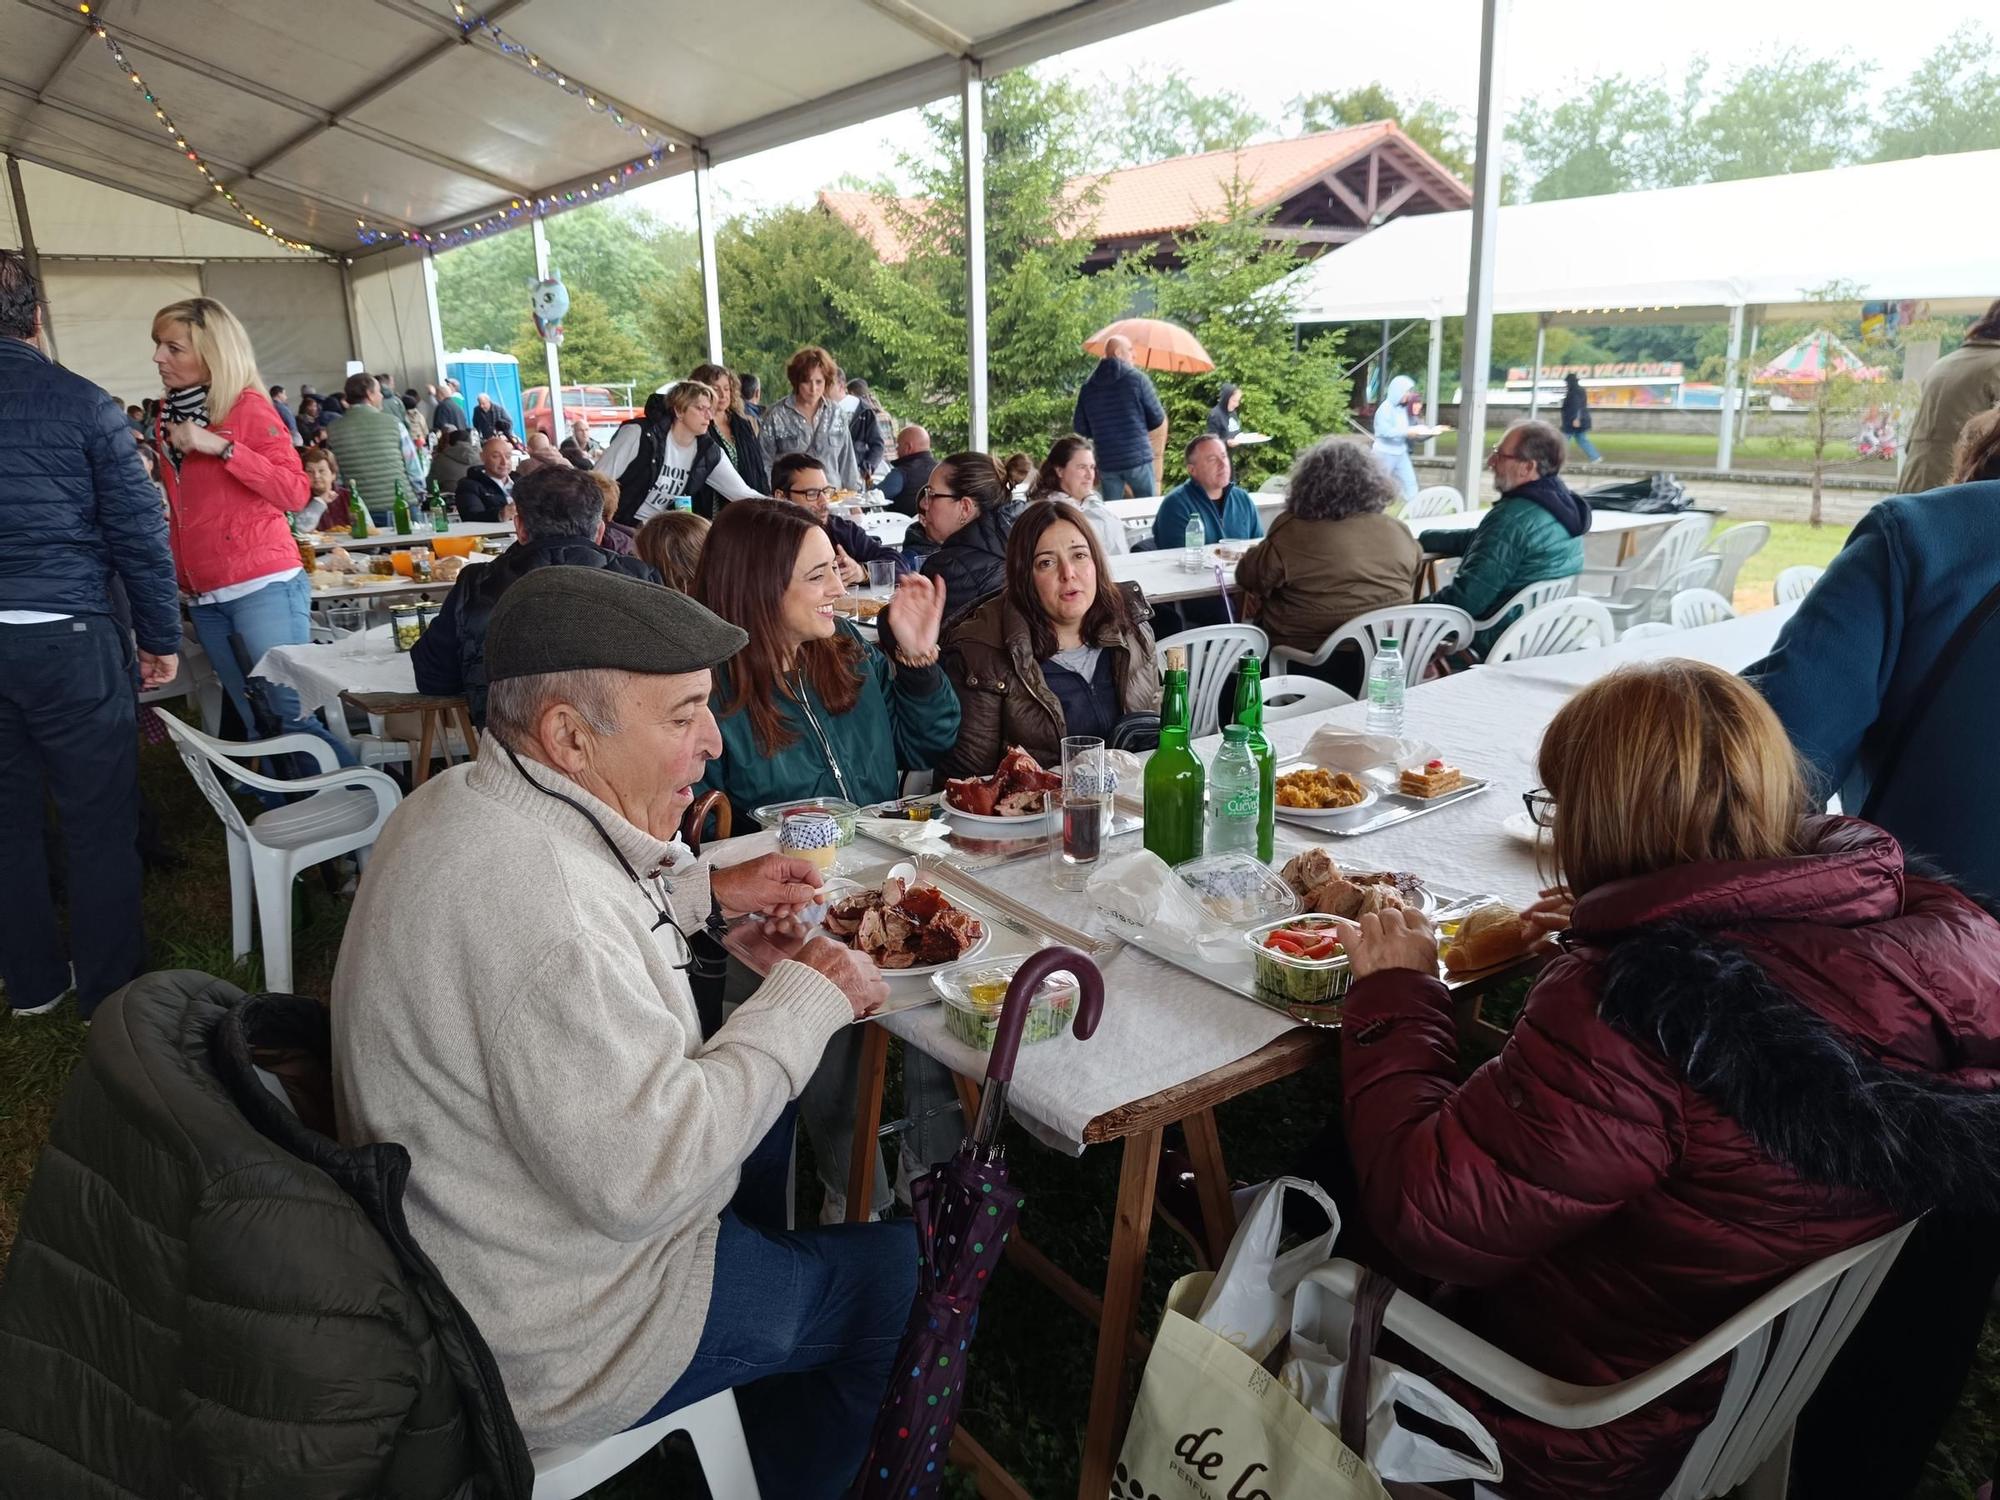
879,603,1800,1151
306,521,515,552
255,629,416,721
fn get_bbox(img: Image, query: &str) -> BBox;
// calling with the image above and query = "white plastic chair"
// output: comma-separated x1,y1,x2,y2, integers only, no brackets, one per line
532,1389,759,1499
857,511,912,546
1483,598,1615,665
159,714,401,993
1619,622,1682,642
1404,485,1467,519
1670,588,1739,631
1270,604,1472,687
1705,522,1770,600
1469,576,1577,641
1312,1221,1913,1500
1611,554,1724,630
1583,513,1715,610
1155,624,1269,739
1261,673,1354,722
1775,565,1823,605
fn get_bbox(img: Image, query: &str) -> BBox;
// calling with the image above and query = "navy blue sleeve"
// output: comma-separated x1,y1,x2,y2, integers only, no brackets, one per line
410,586,465,697
1072,386,1092,440
1138,372,1166,429
87,390,179,653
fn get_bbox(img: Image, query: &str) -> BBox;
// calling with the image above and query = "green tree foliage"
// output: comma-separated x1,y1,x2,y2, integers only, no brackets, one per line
1697,50,1872,181
435,201,695,355
1873,24,2000,160
508,288,648,387
1506,68,1707,201
1141,192,1350,489
1086,67,1268,169
643,204,886,392
1293,82,1473,181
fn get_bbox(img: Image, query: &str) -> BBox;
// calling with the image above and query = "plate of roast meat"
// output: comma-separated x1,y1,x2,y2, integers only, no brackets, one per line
1279,848,1434,918
941,745,1062,828
820,872,990,974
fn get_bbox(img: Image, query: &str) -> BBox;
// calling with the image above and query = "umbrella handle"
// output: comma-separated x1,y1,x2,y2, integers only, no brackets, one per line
983,947,1104,1086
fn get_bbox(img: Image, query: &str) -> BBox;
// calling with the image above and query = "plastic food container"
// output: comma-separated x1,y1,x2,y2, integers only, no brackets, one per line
931,956,1080,1052
751,797,859,846
1174,852,1300,926
1245,915,1353,1007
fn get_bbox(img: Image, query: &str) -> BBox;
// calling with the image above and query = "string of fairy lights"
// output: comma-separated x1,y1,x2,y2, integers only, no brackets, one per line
77,0,681,257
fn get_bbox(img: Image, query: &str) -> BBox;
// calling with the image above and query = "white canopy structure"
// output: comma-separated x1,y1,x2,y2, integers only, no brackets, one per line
0,0,1221,438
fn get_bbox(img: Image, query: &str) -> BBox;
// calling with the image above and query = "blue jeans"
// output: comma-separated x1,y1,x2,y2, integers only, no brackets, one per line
188,571,353,767
632,1104,917,1499
1569,430,1602,462
1099,460,1156,499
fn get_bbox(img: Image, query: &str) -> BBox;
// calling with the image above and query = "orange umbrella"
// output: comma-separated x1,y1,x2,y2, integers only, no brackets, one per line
1084,317,1214,374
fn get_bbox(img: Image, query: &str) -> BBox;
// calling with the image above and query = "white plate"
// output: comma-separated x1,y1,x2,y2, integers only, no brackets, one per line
1272,783,1380,828
1501,810,1543,847
817,880,994,978
939,794,1056,831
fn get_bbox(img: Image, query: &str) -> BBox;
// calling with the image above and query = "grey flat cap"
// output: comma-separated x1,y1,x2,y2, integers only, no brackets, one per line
485,566,748,683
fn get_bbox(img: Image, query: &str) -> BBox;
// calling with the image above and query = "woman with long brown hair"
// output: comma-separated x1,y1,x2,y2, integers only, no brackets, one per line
1310,660,2000,1499
941,499,1158,776
689,360,768,500
1028,434,1129,556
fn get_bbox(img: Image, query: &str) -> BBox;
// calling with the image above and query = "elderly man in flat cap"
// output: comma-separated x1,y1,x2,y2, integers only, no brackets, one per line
333,567,915,1498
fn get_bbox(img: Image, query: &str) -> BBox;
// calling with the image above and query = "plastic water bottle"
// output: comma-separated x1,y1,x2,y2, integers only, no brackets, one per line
1366,637,1406,738
1205,725,1261,855
1182,513,1205,572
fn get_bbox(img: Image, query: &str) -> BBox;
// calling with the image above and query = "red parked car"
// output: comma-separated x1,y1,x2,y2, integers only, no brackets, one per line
521,384,641,441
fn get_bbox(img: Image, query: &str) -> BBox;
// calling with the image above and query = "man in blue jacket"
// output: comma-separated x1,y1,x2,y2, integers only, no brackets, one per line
1152,433,1266,550
0,250,180,1019
1073,334,1167,498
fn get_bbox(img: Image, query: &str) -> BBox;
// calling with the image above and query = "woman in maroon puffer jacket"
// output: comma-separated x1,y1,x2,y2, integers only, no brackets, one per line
1330,660,2000,1500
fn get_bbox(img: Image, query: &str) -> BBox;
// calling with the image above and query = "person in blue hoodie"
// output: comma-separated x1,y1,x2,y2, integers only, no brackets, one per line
1371,374,1422,497
1072,334,1167,498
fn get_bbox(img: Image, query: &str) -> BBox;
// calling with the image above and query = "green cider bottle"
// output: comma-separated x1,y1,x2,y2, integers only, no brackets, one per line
1232,653,1276,863
392,481,414,536
1143,646,1206,866
428,479,449,533
348,481,370,539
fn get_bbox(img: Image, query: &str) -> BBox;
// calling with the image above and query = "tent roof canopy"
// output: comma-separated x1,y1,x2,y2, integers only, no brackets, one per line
1289,149,2000,327
1,0,1219,260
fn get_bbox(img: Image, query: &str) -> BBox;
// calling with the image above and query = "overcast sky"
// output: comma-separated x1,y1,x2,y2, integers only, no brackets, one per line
628,0,1984,227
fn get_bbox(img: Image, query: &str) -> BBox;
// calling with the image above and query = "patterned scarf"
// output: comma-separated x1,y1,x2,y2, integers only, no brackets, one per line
161,384,210,471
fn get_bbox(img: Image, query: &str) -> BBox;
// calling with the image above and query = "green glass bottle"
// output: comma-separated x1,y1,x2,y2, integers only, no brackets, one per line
392,481,414,536
1143,646,1206,866
1232,653,1275,863
349,482,370,539
427,479,448,534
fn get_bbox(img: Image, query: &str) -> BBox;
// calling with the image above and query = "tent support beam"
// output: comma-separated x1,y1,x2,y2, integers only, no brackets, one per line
1527,313,1546,420
962,57,988,454
695,149,723,366
1453,0,1508,505
6,155,56,360
421,247,449,388
1717,303,1745,473
1424,316,1442,458
338,259,360,364
1738,320,1760,443
532,216,565,440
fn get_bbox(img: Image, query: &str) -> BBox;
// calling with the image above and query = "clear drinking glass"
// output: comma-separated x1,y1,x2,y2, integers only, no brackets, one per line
327,602,368,657
867,557,898,594
1049,734,1111,890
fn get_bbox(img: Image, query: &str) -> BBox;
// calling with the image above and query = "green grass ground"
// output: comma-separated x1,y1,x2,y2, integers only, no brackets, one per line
1435,427,1900,480
1727,519,1850,613
4,690,1993,1498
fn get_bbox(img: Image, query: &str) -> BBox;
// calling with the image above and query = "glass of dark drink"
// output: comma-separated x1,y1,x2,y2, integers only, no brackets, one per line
1050,735,1110,890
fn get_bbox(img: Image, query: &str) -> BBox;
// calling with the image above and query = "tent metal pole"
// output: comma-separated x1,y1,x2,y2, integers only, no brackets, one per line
1378,318,1391,398
421,246,449,387
1717,302,1745,473
6,155,56,360
1737,319,1760,443
1527,313,1546,420
1453,0,1509,504
695,148,723,366
532,215,565,440
1423,314,1443,458
338,258,361,365
960,57,988,453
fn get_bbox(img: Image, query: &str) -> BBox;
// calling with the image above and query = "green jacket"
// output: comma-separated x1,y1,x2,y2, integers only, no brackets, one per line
701,620,962,822
1424,490,1586,655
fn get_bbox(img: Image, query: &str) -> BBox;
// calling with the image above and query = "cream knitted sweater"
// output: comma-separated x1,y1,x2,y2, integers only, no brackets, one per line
331,749,851,1447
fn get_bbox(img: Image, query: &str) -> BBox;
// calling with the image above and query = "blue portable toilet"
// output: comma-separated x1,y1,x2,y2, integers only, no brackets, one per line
445,350,524,434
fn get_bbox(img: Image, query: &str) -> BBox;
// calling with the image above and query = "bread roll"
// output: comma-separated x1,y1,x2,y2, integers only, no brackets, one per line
1443,903,1535,974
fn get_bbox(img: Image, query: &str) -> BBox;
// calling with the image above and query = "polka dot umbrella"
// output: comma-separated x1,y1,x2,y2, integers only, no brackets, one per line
850,947,1106,1500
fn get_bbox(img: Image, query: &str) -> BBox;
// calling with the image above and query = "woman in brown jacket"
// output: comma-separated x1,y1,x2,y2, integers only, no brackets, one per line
1235,438,1423,692
941,499,1160,777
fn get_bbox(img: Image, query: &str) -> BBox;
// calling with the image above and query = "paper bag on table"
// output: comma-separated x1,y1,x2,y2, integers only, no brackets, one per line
1086,849,1243,964
1299,726,1441,776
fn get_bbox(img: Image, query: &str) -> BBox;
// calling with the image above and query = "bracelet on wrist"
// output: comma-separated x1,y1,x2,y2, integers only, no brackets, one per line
894,646,940,669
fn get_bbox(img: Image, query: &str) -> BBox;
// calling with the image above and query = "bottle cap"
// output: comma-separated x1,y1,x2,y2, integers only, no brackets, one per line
1222,724,1249,743
1165,646,1187,672
1379,636,1399,649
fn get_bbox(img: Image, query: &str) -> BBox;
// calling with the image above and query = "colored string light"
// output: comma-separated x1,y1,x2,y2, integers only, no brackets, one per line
76,3,316,253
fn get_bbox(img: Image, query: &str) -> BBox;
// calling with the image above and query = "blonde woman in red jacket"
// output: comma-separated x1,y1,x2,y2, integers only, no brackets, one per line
150,298,349,766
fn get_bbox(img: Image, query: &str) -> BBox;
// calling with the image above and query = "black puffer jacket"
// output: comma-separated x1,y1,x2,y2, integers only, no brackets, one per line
411,536,659,725
0,972,533,1499
0,336,180,650
920,502,1014,624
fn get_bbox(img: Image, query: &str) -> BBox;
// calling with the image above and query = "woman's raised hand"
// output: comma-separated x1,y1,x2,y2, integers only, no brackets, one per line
885,572,947,658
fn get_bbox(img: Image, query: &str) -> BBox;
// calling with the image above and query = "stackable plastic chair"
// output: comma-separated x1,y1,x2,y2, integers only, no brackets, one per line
159,715,401,992
1670,588,1739,631
1483,598,1616,665
1469,576,1577,643
532,1390,759,1499
1260,673,1354,722
1705,522,1770,600
1586,513,1716,616
1404,485,1467,519
1270,603,1472,687
1313,1222,1914,1500
1154,624,1269,738
1775,566,1824,605
1612,554,1724,631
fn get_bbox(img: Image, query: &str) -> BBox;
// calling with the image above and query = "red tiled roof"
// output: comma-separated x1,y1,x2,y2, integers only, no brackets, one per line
817,190,927,263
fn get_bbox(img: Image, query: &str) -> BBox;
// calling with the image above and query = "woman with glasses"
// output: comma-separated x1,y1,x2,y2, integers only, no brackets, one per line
1301,660,2000,1499
896,452,1014,616
692,498,963,1220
